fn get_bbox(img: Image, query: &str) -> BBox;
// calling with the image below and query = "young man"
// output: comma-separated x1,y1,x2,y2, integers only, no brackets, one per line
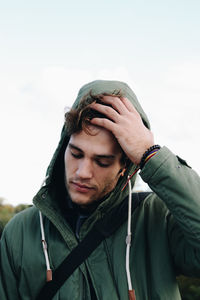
0,80,200,300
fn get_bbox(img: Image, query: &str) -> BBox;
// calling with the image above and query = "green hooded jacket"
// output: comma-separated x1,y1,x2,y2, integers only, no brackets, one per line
1,80,200,300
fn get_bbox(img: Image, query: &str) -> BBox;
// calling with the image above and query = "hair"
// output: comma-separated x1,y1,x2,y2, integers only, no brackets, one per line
65,90,129,166
65,90,122,135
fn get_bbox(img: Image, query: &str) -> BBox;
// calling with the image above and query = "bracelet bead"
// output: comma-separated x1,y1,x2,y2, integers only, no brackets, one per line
139,145,161,169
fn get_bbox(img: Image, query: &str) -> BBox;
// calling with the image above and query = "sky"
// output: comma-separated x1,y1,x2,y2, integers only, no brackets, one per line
0,0,200,205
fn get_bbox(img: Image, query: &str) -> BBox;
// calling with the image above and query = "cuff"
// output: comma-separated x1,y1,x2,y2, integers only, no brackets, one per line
139,146,172,183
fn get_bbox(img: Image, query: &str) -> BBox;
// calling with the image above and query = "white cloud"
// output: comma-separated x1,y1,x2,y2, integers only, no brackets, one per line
139,61,200,171
165,61,200,92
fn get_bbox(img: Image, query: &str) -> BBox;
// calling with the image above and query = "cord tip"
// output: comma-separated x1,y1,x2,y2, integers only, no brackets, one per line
46,269,52,282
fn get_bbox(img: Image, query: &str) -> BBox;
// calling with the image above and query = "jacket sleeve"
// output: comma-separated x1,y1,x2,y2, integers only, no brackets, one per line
140,146,200,277
0,224,21,300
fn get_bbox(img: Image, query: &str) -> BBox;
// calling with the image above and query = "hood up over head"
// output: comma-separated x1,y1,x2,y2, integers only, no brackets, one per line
34,80,150,216
71,80,150,128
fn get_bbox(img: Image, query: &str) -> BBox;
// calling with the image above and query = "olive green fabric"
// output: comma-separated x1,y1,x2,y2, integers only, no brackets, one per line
1,80,200,300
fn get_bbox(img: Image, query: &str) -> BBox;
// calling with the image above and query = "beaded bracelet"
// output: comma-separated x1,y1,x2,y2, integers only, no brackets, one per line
139,145,161,169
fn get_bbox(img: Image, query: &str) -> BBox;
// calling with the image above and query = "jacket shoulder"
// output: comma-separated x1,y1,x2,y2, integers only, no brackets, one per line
2,206,39,239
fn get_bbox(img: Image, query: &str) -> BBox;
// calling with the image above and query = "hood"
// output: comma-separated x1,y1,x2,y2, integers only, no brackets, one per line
33,80,150,216
72,80,150,129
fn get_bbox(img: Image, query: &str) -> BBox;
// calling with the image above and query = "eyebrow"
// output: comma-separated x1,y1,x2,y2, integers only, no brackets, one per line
68,143,116,159
69,143,83,153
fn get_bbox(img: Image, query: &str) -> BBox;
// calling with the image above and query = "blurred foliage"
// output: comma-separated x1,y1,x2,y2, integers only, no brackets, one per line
0,197,31,237
0,197,200,298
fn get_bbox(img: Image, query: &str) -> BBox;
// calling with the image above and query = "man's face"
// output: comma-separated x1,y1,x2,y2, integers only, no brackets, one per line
64,125,124,208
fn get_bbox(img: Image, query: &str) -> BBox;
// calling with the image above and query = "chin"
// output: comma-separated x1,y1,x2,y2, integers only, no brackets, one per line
70,194,93,206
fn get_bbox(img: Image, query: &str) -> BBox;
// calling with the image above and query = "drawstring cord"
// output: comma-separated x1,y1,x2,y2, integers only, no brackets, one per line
39,171,138,289
126,176,136,300
121,167,139,192
39,211,52,282
39,175,52,282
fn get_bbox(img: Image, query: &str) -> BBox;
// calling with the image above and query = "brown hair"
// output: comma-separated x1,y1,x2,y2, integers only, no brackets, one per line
65,90,122,136
65,90,129,166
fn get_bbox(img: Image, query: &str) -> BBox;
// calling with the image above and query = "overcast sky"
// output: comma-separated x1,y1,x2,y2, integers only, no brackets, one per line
0,0,200,205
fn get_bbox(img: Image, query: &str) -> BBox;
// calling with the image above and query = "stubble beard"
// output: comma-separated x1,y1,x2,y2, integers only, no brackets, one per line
67,176,119,210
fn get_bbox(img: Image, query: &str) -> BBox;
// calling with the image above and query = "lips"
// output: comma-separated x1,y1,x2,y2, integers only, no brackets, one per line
70,182,95,193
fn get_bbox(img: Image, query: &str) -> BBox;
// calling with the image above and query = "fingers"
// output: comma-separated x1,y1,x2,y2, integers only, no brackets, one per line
92,95,139,115
96,95,129,115
90,102,120,123
91,95,141,123
90,117,117,135
89,96,124,132
120,97,137,113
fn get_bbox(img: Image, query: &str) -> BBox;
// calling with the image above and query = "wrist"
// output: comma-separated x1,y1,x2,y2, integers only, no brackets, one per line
139,145,161,169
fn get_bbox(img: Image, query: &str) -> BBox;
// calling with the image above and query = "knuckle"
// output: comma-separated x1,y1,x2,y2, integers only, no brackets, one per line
105,106,115,116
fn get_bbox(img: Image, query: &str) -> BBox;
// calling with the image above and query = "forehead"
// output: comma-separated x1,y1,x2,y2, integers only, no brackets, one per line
68,126,122,155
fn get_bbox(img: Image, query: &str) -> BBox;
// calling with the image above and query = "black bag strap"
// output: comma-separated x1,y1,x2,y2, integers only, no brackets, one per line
36,192,151,300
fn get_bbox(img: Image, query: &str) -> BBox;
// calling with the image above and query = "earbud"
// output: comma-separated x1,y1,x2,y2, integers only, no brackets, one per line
119,168,126,176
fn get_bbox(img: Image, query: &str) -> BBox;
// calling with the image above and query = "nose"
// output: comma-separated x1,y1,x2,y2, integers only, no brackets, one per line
76,158,93,179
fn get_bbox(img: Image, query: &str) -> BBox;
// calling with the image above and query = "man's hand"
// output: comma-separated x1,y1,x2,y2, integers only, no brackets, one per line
90,96,154,165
